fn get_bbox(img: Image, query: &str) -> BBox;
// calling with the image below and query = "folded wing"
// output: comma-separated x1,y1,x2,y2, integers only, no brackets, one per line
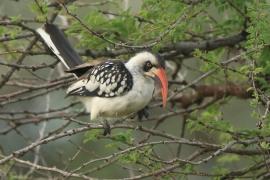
67,61,133,98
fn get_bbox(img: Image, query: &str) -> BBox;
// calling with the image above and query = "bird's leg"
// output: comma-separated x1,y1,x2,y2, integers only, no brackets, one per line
137,106,149,121
103,119,111,136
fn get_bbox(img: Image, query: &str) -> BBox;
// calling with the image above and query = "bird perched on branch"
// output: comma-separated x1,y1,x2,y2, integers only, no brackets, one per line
36,23,168,135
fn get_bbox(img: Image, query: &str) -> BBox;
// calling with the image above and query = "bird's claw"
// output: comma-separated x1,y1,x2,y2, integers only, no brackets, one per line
103,120,111,136
137,107,149,121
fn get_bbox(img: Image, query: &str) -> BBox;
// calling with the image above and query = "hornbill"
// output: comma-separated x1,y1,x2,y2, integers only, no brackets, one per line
36,23,168,135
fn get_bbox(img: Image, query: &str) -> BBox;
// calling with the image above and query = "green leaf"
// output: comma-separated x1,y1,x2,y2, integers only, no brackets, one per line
260,141,270,149
83,129,101,143
119,151,140,164
217,154,240,164
112,130,133,144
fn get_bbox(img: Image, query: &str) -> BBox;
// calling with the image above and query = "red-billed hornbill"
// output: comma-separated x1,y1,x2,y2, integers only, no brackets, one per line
36,23,168,134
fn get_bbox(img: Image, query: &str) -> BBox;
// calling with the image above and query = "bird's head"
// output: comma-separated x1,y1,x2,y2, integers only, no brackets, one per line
126,51,168,108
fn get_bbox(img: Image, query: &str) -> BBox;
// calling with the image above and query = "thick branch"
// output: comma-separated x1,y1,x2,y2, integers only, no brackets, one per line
160,31,247,56
173,83,252,108
80,32,247,58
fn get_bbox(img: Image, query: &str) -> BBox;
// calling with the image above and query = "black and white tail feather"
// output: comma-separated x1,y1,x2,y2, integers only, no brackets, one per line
36,23,84,77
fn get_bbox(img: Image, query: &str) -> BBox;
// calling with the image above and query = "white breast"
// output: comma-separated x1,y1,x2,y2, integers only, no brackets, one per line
79,72,155,121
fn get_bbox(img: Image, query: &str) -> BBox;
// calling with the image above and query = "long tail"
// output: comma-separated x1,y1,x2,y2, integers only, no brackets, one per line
36,23,83,76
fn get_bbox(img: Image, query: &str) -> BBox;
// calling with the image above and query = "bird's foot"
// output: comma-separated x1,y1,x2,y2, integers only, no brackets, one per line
103,120,111,136
137,107,149,121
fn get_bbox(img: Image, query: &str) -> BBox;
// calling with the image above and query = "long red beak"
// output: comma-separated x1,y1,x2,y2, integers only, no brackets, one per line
154,68,168,108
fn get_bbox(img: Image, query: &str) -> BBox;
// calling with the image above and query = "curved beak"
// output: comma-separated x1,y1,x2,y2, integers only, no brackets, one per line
153,68,168,108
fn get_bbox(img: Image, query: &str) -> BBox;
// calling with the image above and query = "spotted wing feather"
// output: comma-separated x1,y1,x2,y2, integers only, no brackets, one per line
67,61,133,97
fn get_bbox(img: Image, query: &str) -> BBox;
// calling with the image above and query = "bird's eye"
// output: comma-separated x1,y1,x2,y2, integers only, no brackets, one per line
143,61,153,72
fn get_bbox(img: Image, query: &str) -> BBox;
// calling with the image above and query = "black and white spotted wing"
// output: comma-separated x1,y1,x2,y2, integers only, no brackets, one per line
67,61,133,98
